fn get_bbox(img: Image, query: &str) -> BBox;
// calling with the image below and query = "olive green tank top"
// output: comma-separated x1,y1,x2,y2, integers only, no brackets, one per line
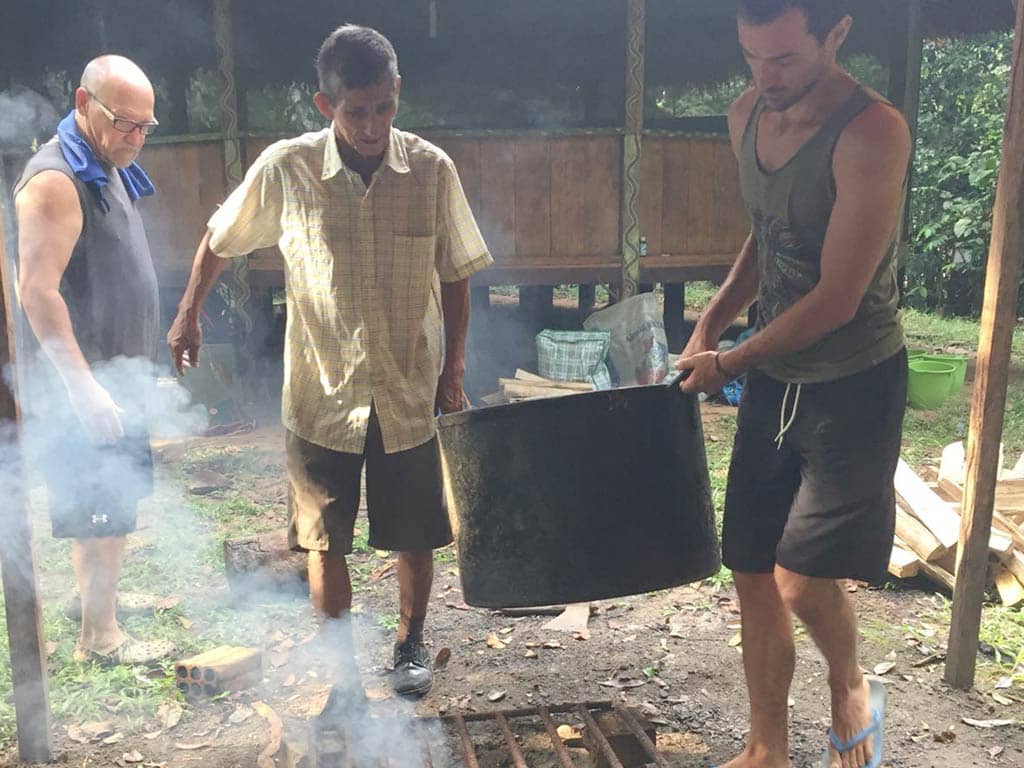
738,86,905,383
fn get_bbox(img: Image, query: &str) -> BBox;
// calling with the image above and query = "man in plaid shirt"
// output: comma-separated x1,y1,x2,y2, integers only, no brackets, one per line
168,24,491,699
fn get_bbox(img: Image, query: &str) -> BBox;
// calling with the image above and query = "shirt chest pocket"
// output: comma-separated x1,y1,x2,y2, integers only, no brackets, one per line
390,234,438,297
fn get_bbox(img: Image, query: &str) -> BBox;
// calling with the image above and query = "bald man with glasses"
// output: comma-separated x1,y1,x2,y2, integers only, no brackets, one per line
14,55,171,665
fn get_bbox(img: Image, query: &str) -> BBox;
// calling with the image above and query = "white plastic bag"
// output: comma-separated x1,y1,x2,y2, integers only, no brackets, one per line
583,292,668,386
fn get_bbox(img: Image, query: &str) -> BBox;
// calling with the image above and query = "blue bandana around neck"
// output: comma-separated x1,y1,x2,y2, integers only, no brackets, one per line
56,110,155,213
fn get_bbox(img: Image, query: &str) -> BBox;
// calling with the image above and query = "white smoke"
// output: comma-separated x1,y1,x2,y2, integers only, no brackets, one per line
0,87,59,146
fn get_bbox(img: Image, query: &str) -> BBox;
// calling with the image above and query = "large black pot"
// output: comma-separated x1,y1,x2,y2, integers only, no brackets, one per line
437,377,720,608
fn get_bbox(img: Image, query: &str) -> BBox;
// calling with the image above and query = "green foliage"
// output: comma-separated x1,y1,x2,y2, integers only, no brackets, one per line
907,33,1012,315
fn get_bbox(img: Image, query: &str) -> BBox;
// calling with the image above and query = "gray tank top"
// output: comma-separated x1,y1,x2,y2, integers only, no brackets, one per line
739,86,905,383
14,137,159,364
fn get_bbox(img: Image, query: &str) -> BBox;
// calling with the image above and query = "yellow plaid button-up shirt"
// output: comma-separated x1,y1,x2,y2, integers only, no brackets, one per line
207,127,492,454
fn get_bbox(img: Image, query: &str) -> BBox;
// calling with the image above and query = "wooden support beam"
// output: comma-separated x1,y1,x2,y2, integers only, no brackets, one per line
663,283,685,353
945,0,1024,690
0,166,52,762
620,0,646,298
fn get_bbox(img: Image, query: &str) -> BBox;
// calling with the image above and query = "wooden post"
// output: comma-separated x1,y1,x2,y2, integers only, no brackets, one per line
0,166,52,762
213,0,252,335
620,0,646,299
887,0,924,295
945,0,1024,690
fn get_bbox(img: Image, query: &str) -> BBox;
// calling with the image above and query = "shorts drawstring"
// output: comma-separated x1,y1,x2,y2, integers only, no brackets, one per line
774,382,802,450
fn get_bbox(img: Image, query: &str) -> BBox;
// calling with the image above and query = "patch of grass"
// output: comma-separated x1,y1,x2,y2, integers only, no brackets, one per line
377,613,400,632
682,281,719,313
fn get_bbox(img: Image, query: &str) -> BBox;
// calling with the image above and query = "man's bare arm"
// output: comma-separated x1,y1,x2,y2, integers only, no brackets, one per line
16,171,124,442
167,229,228,375
436,277,470,414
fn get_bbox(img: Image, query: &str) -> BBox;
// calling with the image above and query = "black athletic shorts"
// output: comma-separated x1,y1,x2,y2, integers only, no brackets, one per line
722,348,907,583
286,405,452,554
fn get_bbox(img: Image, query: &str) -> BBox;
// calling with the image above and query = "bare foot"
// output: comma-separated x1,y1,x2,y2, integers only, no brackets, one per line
78,625,127,656
716,745,791,768
826,676,877,768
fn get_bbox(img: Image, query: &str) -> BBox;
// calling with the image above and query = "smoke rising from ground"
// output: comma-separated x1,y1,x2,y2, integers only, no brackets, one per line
0,88,59,146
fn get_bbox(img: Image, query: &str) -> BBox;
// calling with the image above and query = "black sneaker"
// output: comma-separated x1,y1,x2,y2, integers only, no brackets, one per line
391,640,433,697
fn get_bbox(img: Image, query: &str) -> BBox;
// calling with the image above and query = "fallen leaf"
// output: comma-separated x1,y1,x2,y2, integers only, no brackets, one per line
123,751,144,764
177,616,193,630
252,701,283,768
487,690,507,703
282,674,297,688
574,629,590,641
486,633,506,650
524,649,538,659
434,647,452,670
557,724,582,741
992,692,1014,706
445,600,471,611
66,726,90,744
270,652,289,668
102,733,125,745
154,597,181,611
499,627,514,635
80,721,114,741
228,705,254,725
45,641,58,658
787,697,795,708
995,677,1013,690
728,632,742,648
599,678,646,690
543,640,564,650
524,642,541,649
157,702,182,731
371,561,396,581
174,742,211,750
143,731,162,740
962,718,1017,728
873,661,897,676
933,728,956,744
989,746,1005,758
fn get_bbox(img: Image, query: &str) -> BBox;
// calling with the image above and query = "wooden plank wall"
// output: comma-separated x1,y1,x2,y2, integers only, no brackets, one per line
640,134,748,264
138,141,227,279
426,135,623,278
97,132,746,286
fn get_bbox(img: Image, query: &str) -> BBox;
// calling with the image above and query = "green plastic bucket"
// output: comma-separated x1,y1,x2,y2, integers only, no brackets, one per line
923,354,967,391
907,360,956,409
907,348,927,361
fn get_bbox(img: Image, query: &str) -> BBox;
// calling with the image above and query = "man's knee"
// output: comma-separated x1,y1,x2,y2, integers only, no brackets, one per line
774,568,820,615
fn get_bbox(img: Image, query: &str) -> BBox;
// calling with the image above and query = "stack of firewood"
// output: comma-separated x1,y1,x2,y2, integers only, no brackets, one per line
889,443,1024,605
479,369,595,405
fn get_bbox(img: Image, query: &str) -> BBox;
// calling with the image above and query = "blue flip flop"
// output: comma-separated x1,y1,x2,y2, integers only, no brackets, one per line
821,678,886,768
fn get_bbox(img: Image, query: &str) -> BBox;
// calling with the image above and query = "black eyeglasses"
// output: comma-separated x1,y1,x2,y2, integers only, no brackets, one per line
88,91,159,136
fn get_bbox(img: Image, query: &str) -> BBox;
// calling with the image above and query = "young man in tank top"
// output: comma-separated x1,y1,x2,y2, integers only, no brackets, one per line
14,56,171,665
676,2,911,767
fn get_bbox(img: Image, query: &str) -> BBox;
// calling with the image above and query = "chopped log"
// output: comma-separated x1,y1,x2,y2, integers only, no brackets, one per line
994,569,1024,607
895,505,946,562
479,392,508,407
1006,550,1024,585
888,542,920,579
993,510,1024,550
499,377,594,392
223,529,308,597
919,560,956,592
514,369,549,382
174,646,262,696
988,528,1015,559
895,459,961,549
939,474,1024,514
500,382,585,400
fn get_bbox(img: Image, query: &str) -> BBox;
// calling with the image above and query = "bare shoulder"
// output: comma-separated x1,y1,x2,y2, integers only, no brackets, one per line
727,87,759,155
15,169,79,215
837,101,911,165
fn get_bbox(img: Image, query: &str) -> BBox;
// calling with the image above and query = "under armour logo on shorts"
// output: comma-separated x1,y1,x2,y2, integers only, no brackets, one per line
91,514,109,525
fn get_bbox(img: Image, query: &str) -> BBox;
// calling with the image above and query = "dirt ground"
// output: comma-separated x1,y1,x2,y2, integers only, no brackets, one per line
2,403,1021,768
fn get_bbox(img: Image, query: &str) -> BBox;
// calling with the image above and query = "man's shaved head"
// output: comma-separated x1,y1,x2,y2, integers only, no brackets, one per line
80,55,153,102
74,55,156,168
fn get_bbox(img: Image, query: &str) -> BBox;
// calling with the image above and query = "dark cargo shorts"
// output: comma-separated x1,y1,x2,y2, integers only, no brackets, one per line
40,423,153,540
722,348,907,583
286,407,452,554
